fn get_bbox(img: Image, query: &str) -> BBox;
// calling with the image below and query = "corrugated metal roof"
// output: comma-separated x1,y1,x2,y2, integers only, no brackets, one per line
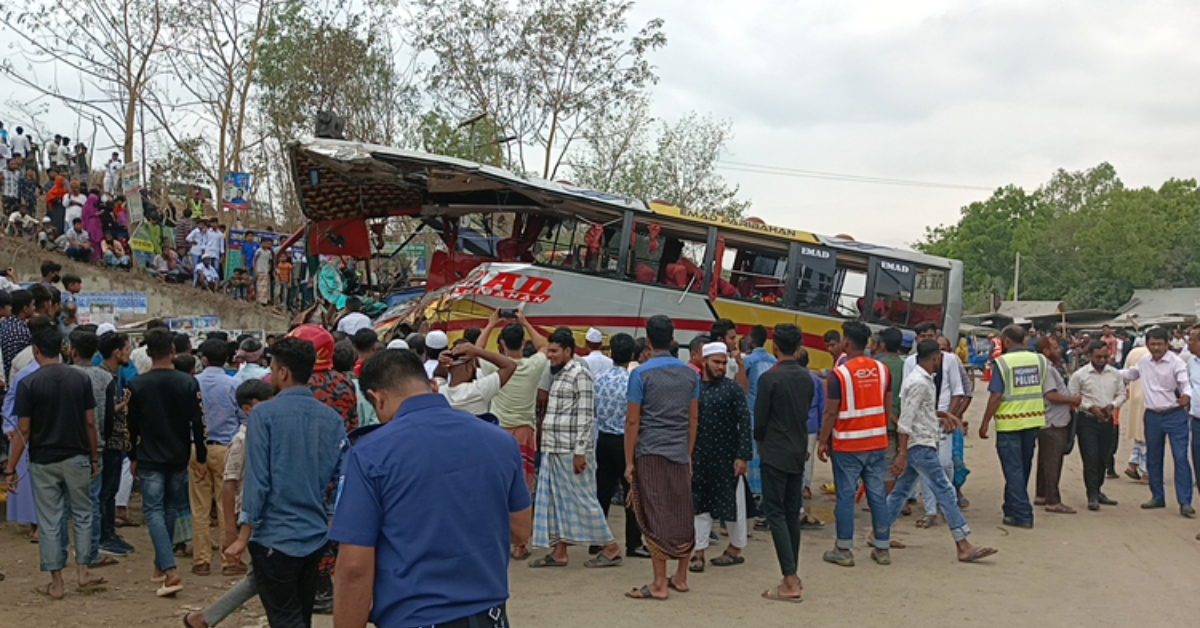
995,301,1061,321
1118,288,1200,319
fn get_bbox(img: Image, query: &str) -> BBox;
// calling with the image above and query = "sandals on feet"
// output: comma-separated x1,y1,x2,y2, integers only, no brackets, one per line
915,515,938,529
667,577,689,593
688,555,705,573
584,553,623,568
799,514,825,530
710,551,745,567
625,585,666,601
959,547,999,563
762,585,803,603
528,555,567,568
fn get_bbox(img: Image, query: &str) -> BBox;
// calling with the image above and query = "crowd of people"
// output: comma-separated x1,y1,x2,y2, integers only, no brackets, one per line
0,121,311,311
5,281,1200,627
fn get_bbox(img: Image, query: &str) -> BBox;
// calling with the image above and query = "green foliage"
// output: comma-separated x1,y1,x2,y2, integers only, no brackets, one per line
571,108,750,218
917,163,1200,311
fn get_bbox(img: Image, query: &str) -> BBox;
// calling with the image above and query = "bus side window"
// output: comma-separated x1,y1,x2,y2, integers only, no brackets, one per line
868,258,916,325
791,245,840,315
725,245,787,305
624,225,665,284
535,219,615,272
911,267,947,327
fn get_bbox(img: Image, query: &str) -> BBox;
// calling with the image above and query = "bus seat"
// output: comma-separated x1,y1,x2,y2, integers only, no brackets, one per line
718,279,738,298
634,263,657,284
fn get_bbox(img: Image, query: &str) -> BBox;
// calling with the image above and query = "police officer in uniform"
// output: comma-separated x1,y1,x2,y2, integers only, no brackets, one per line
979,325,1048,529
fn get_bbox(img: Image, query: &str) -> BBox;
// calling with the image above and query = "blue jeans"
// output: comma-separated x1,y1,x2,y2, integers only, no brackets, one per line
104,251,130,268
831,450,889,550
887,445,970,542
996,428,1038,523
140,468,189,573
29,455,93,572
1145,407,1192,506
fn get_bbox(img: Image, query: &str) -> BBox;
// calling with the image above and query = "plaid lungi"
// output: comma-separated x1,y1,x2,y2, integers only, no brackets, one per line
531,453,614,548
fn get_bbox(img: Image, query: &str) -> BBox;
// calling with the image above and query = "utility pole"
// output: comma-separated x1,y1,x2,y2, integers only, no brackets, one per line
1013,252,1021,302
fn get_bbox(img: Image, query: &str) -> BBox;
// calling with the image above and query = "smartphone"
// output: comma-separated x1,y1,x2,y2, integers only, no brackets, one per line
499,308,517,319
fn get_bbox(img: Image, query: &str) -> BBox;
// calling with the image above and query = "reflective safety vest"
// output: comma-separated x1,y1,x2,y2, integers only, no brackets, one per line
831,356,891,453
994,350,1048,432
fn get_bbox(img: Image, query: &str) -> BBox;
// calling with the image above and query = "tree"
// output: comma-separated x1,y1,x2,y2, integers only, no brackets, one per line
1,0,167,162
145,0,274,196
919,163,1200,311
255,0,419,223
408,0,666,178
571,110,751,218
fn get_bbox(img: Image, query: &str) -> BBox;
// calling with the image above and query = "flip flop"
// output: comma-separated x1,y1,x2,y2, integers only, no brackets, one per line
915,515,938,529
762,585,803,603
33,583,64,600
1045,504,1076,514
528,555,567,568
667,577,689,593
511,547,531,561
157,583,185,597
799,515,825,530
77,577,107,590
959,547,998,563
91,556,119,568
625,585,666,601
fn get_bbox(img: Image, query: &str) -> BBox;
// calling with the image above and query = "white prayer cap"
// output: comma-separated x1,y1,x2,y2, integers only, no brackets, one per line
585,328,603,343
426,330,449,350
97,323,117,336
702,342,727,359
387,338,410,351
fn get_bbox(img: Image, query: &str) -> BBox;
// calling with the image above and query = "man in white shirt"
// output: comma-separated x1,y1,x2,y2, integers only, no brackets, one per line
424,330,449,379
253,241,274,305
1069,340,1126,511
64,180,87,227
902,324,967,521
9,127,28,158
186,220,210,267
436,341,517,415
103,153,122,198
581,328,613,376
886,339,997,563
335,297,372,337
195,257,220,291
205,222,226,269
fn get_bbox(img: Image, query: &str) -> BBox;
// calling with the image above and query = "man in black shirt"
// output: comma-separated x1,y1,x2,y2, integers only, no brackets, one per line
128,328,207,597
4,326,101,599
753,323,814,603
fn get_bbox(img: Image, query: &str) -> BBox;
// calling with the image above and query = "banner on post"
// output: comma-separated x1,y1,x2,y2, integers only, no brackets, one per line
222,172,250,211
121,162,144,223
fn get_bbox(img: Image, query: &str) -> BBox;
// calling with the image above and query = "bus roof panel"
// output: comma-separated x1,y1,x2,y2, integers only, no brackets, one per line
291,138,650,222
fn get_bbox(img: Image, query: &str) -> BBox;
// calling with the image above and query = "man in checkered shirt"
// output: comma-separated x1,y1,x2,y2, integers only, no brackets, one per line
529,328,623,569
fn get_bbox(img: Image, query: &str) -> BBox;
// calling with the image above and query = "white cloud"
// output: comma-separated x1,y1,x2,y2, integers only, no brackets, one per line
630,0,1200,247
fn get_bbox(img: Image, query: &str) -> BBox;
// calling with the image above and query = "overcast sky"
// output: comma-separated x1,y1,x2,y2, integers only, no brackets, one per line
5,1,1199,250
627,0,1200,248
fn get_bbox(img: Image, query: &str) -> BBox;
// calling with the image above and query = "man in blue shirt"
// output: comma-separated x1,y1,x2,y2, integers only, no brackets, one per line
193,339,246,576
223,337,343,628
624,314,700,600
330,349,532,628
